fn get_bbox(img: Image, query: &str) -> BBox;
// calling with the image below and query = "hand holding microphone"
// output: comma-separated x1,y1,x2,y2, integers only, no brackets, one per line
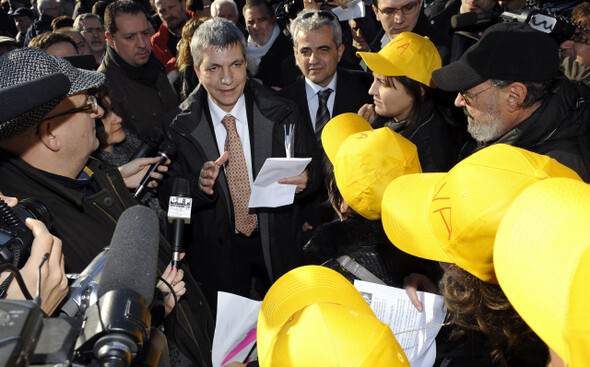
133,141,176,198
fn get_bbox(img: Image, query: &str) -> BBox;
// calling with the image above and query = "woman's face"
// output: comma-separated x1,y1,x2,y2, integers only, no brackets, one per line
369,73,414,121
99,97,126,150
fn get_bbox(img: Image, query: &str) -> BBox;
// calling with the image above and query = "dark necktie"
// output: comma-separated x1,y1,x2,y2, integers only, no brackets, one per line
221,114,258,236
315,88,333,136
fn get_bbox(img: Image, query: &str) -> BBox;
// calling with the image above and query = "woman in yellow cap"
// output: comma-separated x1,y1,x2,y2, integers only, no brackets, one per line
357,32,458,172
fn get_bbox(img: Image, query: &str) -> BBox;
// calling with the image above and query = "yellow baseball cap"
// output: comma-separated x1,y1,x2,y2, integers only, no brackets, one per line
357,32,441,88
321,113,422,220
494,177,590,366
381,144,582,283
257,265,409,367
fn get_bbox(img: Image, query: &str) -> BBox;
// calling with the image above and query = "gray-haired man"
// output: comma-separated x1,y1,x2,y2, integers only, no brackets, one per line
161,18,319,309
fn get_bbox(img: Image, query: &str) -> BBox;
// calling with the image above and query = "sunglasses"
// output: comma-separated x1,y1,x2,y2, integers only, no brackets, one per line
301,10,336,21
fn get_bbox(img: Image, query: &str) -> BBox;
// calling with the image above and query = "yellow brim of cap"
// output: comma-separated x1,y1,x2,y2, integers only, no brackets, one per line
494,177,590,364
356,51,405,78
322,113,373,163
381,172,455,263
257,266,375,366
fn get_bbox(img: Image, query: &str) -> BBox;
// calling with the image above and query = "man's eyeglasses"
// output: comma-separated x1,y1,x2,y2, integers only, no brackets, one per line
459,84,496,106
375,2,419,17
572,32,590,46
301,10,335,21
81,27,105,35
44,95,99,120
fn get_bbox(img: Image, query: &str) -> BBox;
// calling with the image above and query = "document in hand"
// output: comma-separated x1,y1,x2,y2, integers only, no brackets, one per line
354,281,447,367
249,157,312,208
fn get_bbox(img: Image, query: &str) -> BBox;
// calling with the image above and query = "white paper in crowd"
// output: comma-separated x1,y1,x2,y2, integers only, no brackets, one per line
331,0,366,21
212,292,262,367
249,157,312,208
354,280,447,367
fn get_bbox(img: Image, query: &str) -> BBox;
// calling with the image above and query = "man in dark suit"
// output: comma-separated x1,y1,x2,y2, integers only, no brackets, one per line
161,18,319,309
278,10,372,238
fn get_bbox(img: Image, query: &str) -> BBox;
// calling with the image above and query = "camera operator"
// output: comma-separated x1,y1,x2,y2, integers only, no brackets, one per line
0,194,68,316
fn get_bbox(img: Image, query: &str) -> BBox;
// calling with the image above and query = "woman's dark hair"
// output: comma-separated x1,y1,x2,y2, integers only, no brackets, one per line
440,264,548,366
383,75,432,131
92,84,112,115
324,156,359,220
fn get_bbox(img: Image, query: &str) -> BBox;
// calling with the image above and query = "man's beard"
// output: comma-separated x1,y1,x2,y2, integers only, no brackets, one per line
464,107,505,143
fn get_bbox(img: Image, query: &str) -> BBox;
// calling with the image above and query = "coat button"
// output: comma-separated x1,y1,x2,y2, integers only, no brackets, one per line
103,197,114,207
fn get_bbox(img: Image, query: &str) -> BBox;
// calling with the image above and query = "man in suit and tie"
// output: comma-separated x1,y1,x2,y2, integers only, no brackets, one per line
279,9,372,237
161,18,318,309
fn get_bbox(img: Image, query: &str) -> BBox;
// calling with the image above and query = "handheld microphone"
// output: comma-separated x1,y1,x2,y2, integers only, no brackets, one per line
451,10,500,29
130,127,164,161
75,205,159,367
167,178,192,270
133,141,176,198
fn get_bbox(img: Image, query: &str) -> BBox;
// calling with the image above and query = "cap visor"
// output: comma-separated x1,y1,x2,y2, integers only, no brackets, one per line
381,172,454,263
431,58,486,92
321,113,373,163
494,178,590,362
69,68,105,95
257,266,373,365
356,51,403,77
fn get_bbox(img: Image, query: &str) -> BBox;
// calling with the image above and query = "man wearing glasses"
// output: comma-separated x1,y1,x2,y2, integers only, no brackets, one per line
0,47,215,367
433,22,590,181
73,13,106,65
370,0,450,62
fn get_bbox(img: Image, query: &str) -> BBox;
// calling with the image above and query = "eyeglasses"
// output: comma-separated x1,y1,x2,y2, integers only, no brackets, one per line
44,95,99,120
375,2,419,17
459,84,496,106
572,32,590,45
301,10,335,21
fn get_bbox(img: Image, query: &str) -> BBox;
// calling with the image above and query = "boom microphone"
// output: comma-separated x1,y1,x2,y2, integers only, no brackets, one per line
134,141,176,198
75,205,159,367
167,178,192,270
130,128,165,161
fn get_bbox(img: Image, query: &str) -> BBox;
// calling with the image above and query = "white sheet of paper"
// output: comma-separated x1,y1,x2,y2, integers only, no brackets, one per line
212,292,262,367
354,281,447,367
332,0,366,21
249,157,312,208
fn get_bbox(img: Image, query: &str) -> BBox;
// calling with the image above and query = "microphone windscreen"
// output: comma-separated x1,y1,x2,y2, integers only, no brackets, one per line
0,73,71,123
451,12,479,29
171,177,191,197
98,205,159,305
144,127,164,148
158,140,176,159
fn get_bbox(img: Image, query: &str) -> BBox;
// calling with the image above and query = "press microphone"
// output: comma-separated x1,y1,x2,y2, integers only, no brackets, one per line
130,127,164,161
134,141,176,198
451,10,500,29
75,205,159,367
0,73,70,123
167,178,192,270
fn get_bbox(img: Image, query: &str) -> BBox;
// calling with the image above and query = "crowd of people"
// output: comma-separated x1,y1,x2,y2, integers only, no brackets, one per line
1,0,590,365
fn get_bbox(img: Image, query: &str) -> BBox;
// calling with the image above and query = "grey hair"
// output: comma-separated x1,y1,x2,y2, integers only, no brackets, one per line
211,0,239,18
190,17,246,67
492,78,558,108
38,0,57,13
73,13,103,31
290,9,342,48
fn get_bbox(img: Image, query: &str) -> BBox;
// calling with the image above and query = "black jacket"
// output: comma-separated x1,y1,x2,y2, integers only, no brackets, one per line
160,79,320,307
0,151,214,367
459,76,590,182
253,31,293,88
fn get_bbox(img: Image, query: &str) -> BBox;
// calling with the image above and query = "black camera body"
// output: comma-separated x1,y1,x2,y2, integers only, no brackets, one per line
0,198,53,269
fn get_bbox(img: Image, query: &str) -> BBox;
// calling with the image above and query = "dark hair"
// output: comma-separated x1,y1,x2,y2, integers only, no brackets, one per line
51,15,75,30
324,157,359,220
29,32,79,53
440,265,549,366
243,0,273,18
92,1,109,21
92,84,112,115
381,75,430,130
104,0,149,34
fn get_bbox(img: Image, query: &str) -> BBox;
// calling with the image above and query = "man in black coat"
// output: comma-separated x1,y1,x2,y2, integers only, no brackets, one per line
279,10,373,241
161,18,319,310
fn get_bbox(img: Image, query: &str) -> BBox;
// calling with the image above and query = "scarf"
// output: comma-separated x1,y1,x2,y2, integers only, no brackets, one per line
105,45,164,87
246,24,281,67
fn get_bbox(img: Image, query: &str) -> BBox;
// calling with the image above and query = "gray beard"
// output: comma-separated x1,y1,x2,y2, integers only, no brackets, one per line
464,108,505,142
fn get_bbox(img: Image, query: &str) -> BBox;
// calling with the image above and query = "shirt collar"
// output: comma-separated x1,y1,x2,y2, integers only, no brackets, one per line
305,71,338,102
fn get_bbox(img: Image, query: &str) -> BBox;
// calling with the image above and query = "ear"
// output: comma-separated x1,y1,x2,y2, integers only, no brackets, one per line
372,4,381,20
193,64,201,79
105,31,115,49
38,120,61,152
336,43,345,63
505,82,527,112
